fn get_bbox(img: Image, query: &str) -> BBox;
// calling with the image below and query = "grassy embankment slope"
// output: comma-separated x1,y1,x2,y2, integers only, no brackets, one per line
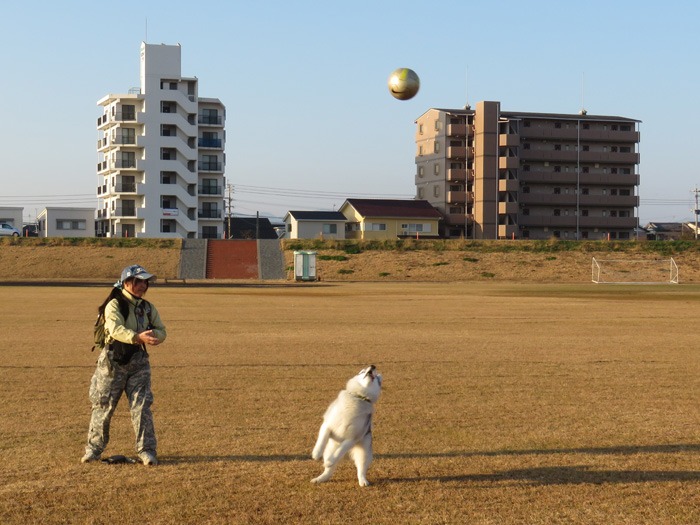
1,237,699,282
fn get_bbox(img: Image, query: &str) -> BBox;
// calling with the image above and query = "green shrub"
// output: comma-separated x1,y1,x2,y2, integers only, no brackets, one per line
432,261,449,266
481,272,495,278
379,272,390,277
463,257,479,263
338,269,354,274
318,255,348,261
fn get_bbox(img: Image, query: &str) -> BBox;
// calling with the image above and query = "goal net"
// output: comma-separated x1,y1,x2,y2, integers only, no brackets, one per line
591,257,679,284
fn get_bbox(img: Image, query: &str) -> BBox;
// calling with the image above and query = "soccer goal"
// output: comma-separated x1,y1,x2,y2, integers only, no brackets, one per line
591,257,679,284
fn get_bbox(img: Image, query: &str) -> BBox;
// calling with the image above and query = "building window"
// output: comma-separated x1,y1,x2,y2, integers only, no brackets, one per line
434,141,440,154
418,145,423,156
582,145,589,151
553,209,561,216
161,196,176,209
418,123,424,135
201,226,218,239
554,122,562,129
522,208,530,215
554,187,561,194
161,148,176,161
200,178,219,195
523,143,530,150
582,209,589,216
56,220,86,230
620,189,631,196
434,164,440,175
401,223,427,233
119,105,135,120
161,171,176,184
611,168,618,174
433,186,440,197
583,123,590,129
366,223,386,231
418,187,424,199
554,144,561,151
200,108,219,125
582,167,589,173
554,166,561,172
522,186,530,193
582,188,589,195
200,155,219,171
322,224,337,234
523,165,530,172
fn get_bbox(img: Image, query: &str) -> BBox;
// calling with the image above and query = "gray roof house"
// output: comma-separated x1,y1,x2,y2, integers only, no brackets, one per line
283,211,347,239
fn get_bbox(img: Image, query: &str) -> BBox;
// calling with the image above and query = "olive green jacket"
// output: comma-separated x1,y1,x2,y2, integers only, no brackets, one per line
104,289,167,346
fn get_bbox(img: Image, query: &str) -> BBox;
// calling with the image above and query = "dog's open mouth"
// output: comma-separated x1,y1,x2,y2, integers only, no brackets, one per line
363,365,376,380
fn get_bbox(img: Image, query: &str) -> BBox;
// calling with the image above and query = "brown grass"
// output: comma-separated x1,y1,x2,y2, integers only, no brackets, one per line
0,282,698,524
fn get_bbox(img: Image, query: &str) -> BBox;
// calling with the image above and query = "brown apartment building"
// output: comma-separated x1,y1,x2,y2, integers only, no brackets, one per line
415,101,640,240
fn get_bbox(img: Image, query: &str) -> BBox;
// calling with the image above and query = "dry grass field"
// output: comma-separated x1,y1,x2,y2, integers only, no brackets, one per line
1,282,699,524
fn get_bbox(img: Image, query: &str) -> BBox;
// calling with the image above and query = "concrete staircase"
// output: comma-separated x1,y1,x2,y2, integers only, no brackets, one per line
179,239,285,280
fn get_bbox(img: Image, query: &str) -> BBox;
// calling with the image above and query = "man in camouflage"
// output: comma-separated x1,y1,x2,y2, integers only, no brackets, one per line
82,265,167,466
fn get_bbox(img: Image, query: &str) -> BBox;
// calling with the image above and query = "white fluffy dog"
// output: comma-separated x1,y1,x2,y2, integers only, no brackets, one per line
311,365,382,487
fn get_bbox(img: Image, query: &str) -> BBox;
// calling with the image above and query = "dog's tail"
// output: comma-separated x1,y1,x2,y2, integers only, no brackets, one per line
312,423,331,460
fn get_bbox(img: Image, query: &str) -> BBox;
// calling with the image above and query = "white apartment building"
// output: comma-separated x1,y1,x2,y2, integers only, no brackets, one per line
96,43,226,238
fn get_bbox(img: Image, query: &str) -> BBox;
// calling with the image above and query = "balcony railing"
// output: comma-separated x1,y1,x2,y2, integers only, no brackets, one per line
198,209,222,219
198,185,223,195
115,112,136,121
116,183,136,193
199,162,222,171
198,115,223,125
114,207,137,217
198,138,222,148
115,159,137,169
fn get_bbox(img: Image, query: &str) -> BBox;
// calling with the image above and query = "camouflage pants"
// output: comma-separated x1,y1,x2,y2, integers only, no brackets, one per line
85,347,157,456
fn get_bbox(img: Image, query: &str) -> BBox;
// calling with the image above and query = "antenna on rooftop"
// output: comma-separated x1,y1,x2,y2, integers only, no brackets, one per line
579,72,587,115
464,67,471,110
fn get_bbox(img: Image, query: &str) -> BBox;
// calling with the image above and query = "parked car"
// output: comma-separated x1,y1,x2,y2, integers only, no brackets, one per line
0,223,21,237
22,224,39,237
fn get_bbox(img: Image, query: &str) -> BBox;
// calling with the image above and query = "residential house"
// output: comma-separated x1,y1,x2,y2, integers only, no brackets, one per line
283,211,347,239
37,208,96,237
0,207,23,230
644,222,694,240
339,199,441,240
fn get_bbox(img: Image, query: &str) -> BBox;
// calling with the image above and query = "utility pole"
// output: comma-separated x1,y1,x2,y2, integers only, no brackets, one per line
226,183,234,239
693,187,700,240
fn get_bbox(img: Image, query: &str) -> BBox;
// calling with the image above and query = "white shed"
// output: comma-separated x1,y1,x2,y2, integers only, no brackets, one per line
37,207,96,237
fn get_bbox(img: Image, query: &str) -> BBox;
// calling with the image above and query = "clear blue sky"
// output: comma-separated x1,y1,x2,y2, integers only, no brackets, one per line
1,0,698,224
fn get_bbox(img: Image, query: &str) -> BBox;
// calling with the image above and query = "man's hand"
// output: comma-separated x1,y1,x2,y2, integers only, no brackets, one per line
137,330,160,346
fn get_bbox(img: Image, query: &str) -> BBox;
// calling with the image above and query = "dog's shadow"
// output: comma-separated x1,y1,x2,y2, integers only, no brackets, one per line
161,444,700,485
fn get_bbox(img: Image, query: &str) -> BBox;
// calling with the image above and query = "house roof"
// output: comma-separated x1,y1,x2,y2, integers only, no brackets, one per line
342,199,442,219
285,211,347,221
644,222,685,232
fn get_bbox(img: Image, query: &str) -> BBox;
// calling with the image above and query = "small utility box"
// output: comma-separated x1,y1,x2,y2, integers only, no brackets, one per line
294,250,317,281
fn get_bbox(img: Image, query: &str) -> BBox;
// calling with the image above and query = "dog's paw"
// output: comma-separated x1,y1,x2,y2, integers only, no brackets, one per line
311,450,322,461
358,478,370,487
310,475,325,484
